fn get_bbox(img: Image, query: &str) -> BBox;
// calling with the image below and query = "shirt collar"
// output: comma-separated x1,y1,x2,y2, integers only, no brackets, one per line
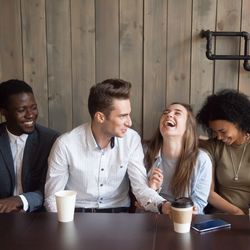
86,123,115,150
6,127,28,144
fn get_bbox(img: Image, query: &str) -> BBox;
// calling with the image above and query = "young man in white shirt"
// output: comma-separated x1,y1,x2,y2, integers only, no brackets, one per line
0,79,59,213
45,79,166,213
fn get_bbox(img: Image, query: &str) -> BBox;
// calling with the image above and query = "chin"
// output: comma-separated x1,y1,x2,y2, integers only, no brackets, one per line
116,132,126,138
116,134,124,138
22,127,35,134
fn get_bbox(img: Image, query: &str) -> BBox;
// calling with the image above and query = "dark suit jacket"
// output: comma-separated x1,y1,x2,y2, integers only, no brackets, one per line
0,123,59,212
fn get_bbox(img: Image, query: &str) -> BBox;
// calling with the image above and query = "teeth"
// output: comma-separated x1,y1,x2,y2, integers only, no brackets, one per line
166,120,176,127
24,121,33,126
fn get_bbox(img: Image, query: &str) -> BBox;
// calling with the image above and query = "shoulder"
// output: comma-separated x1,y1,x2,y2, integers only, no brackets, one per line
35,124,60,136
56,123,87,144
199,138,225,162
121,128,141,143
196,149,213,169
33,124,60,145
192,149,212,180
115,128,142,151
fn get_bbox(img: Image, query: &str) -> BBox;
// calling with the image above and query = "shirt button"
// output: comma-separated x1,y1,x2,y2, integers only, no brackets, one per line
101,168,104,171
120,165,123,168
100,184,103,187
100,197,103,200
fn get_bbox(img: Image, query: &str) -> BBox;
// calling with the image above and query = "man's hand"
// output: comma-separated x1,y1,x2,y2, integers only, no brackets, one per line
161,202,198,217
149,168,163,191
161,201,171,215
0,196,23,213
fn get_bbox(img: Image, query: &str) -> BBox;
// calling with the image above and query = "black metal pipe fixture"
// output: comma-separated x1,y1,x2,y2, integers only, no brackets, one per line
201,29,250,71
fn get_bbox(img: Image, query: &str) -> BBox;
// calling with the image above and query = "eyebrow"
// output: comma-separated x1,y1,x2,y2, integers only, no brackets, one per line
216,128,225,132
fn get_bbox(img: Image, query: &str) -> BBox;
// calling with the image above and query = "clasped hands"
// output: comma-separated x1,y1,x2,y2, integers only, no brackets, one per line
0,196,23,213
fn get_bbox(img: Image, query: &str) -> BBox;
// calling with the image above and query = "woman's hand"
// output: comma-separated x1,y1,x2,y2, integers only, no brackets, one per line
149,168,163,191
208,181,246,215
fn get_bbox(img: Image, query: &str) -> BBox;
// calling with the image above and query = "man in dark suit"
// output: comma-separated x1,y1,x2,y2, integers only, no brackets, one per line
0,79,59,212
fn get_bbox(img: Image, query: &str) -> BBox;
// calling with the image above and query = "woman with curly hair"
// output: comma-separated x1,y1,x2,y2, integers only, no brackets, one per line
197,89,250,215
145,103,212,214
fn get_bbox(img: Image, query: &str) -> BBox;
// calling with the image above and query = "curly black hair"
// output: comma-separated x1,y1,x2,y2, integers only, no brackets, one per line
196,89,250,134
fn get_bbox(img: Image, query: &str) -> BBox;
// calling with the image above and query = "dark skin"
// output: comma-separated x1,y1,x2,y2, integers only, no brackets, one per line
0,92,38,213
0,196,23,213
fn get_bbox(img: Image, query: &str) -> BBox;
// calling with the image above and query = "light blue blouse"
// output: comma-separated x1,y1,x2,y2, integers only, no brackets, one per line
150,149,212,214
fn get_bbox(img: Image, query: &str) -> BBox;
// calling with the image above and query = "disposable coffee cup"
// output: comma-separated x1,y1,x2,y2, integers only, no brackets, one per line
171,197,194,233
55,190,77,223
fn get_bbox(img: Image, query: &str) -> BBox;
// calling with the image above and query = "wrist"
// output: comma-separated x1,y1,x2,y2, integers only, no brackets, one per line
158,201,167,214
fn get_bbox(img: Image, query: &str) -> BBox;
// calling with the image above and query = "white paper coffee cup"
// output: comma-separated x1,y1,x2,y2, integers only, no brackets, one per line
171,197,193,233
55,190,77,223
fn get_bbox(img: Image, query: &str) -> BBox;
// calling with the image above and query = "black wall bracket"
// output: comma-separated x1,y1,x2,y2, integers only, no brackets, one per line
201,29,250,71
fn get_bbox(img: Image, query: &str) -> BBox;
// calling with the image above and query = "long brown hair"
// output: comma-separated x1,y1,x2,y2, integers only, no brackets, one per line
144,103,199,197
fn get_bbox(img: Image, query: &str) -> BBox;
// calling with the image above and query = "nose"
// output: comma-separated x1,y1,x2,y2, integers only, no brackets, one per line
125,115,132,127
25,108,34,118
166,111,173,118
216,133,223,140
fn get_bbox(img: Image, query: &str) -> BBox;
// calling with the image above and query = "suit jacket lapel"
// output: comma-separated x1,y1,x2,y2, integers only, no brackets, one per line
0,124,15,189
22,128,38,190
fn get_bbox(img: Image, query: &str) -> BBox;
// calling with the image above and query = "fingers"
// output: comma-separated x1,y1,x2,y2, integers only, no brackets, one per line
161,201,171,215
192,205,198,217
149,167,163,190
134,201,143,209
151,168,163,176
0,197,23,213
150,168,163,182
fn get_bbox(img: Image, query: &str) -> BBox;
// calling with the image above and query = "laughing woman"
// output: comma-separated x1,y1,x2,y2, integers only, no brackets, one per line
197,89,250,215
145,103,212,214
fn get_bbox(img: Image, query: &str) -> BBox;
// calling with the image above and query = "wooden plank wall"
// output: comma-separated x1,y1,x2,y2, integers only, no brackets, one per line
1,0,250,139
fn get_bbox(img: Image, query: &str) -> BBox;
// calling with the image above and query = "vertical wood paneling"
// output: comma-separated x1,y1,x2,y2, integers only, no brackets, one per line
71,0,95,127
167,0,192,105
0,0,22,123
191,0,216,116
46,0,72,132
120,0,143,135
143,0,167,140
239,0,250,96
214,0,242,91
21,0,48,126
0,0,23,81
95,0,119,82
1,1,250,138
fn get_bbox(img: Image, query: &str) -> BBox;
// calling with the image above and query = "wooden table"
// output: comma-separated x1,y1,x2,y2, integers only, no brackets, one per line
1,213,250,250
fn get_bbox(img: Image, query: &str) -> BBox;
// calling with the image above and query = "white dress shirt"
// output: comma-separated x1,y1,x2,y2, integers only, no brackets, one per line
45,123,164,212
7,129,29,211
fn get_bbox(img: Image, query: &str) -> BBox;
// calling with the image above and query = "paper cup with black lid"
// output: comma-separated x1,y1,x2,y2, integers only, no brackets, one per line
171,197,194,233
